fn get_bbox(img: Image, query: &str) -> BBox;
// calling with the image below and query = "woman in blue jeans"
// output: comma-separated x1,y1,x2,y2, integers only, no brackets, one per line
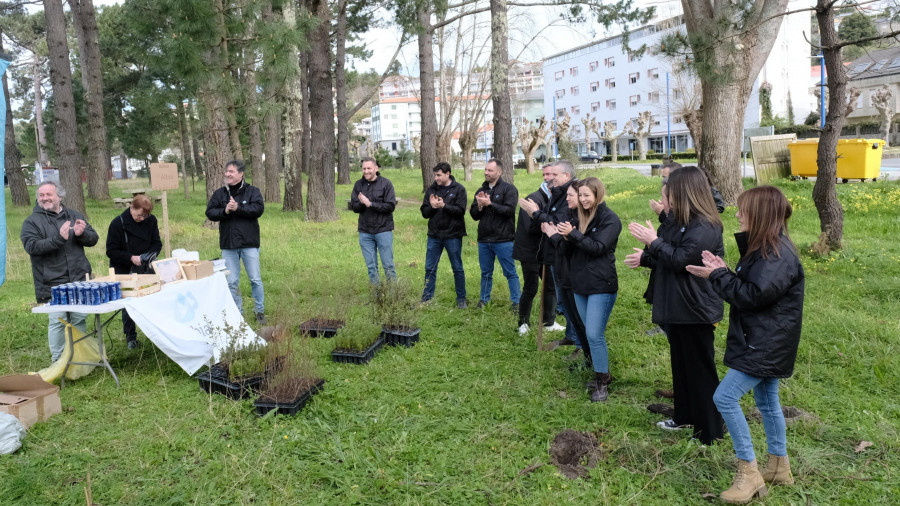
687,186,805,504
553,177,621,402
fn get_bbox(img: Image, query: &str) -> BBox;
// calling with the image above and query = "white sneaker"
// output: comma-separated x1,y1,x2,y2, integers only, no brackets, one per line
518,323,530,335
656,419,686,431
543,322,565,332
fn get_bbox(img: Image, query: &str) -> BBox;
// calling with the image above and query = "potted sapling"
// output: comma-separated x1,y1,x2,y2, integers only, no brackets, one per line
371,280,421,347
254,332,324,417
330,317,384,365
195,314,268,399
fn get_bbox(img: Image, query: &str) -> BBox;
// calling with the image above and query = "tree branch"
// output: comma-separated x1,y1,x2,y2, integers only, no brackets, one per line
343,31,410,120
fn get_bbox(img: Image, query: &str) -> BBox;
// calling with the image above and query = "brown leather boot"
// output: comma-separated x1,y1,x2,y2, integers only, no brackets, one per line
720,459,768,504
761,453,794,485
590,372,611,402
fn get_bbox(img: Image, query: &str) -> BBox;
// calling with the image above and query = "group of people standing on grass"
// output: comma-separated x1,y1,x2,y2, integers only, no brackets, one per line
350,156,805,504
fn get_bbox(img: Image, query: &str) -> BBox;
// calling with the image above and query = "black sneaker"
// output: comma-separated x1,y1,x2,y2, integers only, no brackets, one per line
126,338,141,349
511,303,519,313
457,299,468,309
476,300,487,309
255,312,267,325
656,419,687,431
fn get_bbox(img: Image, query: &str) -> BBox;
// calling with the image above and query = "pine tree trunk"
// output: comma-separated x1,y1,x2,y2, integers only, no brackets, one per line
70,0,110,200
188,102,204,187
304,0,337,222
177,101,192,199
33,54,49,165
3,33,28,206
417,8,437,191
334,0,351,185
698,82,747,204
246,67,265,191
489,0,513,183
300,50,311,176
201,0,233,205
282,0,304,212
263,104,283,202
813,0,845,251
44,0,86,215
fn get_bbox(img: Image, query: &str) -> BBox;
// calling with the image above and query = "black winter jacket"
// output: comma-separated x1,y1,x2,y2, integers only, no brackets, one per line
639,210,674,304
106,209,163,275
644,217,725,325
469,179,518,243
567,203,621,295
21,204,99,302
513,185,550,263
709,233,805,378
351,174,396,234
530,181,574,264
205,180,265,249
420,177,467,239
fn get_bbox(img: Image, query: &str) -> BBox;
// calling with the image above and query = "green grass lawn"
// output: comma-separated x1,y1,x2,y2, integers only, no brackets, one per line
2,168,899,504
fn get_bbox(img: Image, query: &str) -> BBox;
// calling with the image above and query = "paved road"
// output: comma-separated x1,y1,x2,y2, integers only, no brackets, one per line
591,161,899,181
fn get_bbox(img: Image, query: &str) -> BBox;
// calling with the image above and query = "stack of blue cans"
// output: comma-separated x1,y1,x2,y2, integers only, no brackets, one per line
50,281,122,306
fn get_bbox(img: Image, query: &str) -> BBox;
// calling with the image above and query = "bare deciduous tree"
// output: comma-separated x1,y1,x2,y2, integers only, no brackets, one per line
515,115,551,174
601,120,622,163
626,111,653,161
581,113,598,153
871,84,895,148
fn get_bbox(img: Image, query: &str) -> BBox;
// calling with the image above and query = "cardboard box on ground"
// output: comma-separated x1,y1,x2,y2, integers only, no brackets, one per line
180,260,214,280
0,375,62,429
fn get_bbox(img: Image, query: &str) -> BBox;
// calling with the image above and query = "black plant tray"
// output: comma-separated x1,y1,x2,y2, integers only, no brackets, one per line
253,379,325,417
197,365,264,400
382,327,421,347
299,319,345,338
331,337,385,365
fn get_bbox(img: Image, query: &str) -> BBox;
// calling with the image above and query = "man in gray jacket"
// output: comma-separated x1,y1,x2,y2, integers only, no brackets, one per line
21,181,99,362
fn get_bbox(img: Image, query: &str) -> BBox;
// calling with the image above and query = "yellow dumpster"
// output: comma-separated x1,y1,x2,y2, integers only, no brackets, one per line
788,138,884,181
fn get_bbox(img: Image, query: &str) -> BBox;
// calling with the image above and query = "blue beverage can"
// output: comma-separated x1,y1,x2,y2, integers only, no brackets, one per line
51,286,60,305
115,282,122,300
66,284,76,305
60,285,69,305
91,284,102,305
79,284,90,305
72,284,81,305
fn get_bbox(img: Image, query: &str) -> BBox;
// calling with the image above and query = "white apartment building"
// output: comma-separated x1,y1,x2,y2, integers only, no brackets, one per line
543,8,813,156
371,97,421,154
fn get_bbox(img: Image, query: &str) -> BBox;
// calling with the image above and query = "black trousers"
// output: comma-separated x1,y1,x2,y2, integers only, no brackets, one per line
518,261,557,327
666,323,724,445
123,309,137,340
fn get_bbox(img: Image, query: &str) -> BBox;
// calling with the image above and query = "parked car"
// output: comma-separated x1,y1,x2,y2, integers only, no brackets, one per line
580,151,602,163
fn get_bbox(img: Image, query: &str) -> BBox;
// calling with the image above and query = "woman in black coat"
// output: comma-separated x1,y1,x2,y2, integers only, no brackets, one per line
687,186,804,503
626,166,725,445
106,195,162,348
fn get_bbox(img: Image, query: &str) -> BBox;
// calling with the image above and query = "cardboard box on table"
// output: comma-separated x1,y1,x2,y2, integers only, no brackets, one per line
0,374,62,428
180,260,214,280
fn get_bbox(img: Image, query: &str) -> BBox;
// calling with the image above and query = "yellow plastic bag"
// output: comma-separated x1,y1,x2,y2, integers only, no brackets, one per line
37,319,105,383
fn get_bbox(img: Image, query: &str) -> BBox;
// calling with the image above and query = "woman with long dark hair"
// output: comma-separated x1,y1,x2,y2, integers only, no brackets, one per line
555,177,620,402
626,166,725,444
686,186,804,503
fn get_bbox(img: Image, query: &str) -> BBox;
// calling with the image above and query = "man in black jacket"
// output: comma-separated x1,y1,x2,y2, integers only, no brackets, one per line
21,181,99,362
205,160,267,324
420,162,468,308
512,164,559,334
351,157,397,284
469,158,520,309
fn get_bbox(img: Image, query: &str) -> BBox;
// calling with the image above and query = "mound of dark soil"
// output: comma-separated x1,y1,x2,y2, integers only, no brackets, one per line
747,405,817,424
549,429,601,479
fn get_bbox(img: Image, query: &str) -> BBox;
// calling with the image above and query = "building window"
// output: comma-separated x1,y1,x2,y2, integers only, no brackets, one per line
591,102,600,112
589,61,599,72
609,120,617,129
571,86,579,96
606,78,616,89
570,66,578,76
391,104,397,110
590,81,599,92
556,89,565,99
673,88,683,100
648,68,659,79
629,95,640,106
391,142,397,150
554,70,564,80
556,108,566,117
571,105,580,114
628,52,637,62
648,92,660,104
674,116,684,124
605,56,615,67
629,72,639,84
607,99,616,110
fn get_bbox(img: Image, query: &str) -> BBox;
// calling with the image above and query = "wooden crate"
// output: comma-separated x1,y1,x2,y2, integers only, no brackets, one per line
93,268,161,297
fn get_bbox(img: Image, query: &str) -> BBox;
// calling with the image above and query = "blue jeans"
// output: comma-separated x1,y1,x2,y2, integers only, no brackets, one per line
551,265,579,347
573,292,617,373
48,311,87,362
477,242,520,304
423,237,466,302
223,248,265,314
714,369,787,462
359,231,396,284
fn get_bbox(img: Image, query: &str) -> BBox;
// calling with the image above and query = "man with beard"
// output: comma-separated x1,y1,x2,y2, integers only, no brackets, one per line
420,162,468,308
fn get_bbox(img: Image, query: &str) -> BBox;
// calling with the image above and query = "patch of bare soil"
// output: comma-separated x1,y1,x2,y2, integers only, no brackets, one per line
549,429,601,479
747,405,817,424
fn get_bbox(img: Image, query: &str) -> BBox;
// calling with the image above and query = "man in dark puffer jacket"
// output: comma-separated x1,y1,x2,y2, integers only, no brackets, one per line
420,162,468,308
351,157,397,284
